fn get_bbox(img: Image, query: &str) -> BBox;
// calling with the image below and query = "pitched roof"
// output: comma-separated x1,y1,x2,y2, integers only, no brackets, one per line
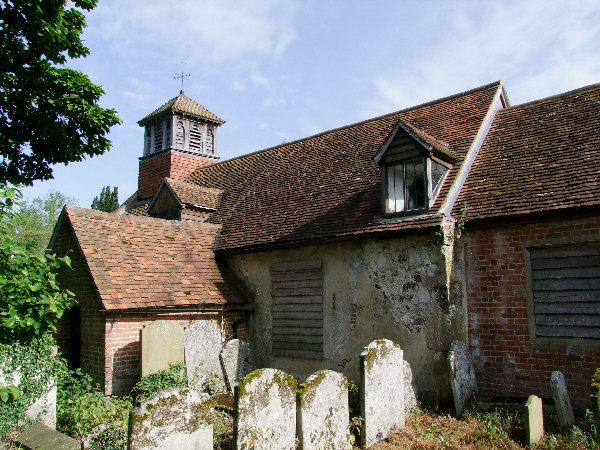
455,82,600,222
138,92,225,125
184,82,502,253
58,206,250,310
161,178,223,210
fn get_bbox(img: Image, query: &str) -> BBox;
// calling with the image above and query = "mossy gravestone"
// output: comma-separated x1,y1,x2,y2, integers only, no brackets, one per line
129,387,213,450
220,338,255,391
141,320,184,377
448,340,477,416
525,395,544,445
184,320,224,391
360,339,404,447
550,370,574,427
297,370,351,450
234,368,297,449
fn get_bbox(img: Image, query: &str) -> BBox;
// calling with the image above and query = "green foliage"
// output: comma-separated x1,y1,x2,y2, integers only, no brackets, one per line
6,190,77,254
0,334,65,437
86,424,127,450
0,385,19,403
591,367,600,437
130,362,188,402
56,368,131,439
91,185,118,212
0,185,75,341
202,374,227,396
0,0,121,185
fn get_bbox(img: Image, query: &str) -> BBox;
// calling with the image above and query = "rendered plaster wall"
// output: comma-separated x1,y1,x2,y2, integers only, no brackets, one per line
462,214,600,411
229,228,464,404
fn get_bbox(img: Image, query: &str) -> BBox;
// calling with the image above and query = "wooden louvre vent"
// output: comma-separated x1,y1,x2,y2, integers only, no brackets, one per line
529,242,600,340
271,259,323,359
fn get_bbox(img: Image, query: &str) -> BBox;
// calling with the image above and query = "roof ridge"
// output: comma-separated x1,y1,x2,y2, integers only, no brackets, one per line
191,80,503,172
500,81,600,111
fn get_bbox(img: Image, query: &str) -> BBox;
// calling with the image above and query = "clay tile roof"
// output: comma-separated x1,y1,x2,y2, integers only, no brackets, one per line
185,81,502,253
400,121,455,162
164,178,223,210
138,92,225,125
455,82,600,221
62,206,250,310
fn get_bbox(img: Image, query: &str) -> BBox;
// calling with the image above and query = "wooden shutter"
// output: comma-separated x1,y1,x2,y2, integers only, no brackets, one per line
530,242,600,339
271,260,323,359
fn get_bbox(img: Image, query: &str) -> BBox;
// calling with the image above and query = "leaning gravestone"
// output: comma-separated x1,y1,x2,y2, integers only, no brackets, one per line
234,368,297,449
404,360,418,414
220,339,256,391
184,320,224,391
14,424,80,450
360,339,404,447
129,387,213,450
141,321,184,377
448,340,477,416
525,395,544,445
550,371,574,427
297,370,351,450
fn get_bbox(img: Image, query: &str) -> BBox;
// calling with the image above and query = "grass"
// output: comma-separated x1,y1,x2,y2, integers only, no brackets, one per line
367,407,598,449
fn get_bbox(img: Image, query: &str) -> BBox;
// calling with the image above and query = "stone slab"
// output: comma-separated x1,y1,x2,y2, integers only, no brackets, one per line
525,395,544,445
298,370,351,449
360,339,404,447
130,387,213,450
220,339,256,391
141,320,184,377
550,370,574,427
404,360,418,414
234,368,297,449
448,340,477,416
14,423,80,450
184,320,224,391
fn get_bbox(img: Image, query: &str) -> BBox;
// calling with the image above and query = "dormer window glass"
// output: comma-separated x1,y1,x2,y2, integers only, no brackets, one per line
386,157,426,213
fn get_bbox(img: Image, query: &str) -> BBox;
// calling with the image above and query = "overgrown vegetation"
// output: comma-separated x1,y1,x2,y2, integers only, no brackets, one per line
130,362,188,402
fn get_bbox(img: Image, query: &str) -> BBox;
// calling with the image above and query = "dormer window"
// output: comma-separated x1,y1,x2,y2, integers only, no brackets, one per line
376,121,454,217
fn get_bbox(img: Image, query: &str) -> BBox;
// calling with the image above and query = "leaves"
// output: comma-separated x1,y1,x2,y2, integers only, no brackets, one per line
91,185,119,212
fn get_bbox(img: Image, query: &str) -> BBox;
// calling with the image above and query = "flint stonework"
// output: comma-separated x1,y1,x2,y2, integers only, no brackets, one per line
220,338,256,390
448,340,477,416
525,395,544,444
234,368,297,449
129,387,212,450
184,320,224,390
360,339,404,447
141,320,184,377
550,371,574,427
297,370,351,450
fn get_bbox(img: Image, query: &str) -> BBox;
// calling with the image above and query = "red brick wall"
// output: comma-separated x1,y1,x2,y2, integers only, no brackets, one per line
463,214,600,411
137,151,216,200
53,221,106,387
104,311,246,395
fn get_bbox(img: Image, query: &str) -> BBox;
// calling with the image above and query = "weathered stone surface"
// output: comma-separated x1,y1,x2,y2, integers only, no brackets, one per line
550,371,574,427
592,368,600,440
220,339,256,391
404,360,418,413
82,424,127,449
360,339,404,447
298,370,351,450
525,395,544,445
234,368,297,449
141,320,184,377
184,320,224,390
130,387,213,450
14,423,80,450
448,340,477,416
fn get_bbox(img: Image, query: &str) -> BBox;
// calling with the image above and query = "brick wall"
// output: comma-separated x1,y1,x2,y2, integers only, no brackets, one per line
53,221,106,387
137,151,217,200
104,311,246,395
463,214,600,411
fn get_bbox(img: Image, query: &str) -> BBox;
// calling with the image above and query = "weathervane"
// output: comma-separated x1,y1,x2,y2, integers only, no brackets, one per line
174,64,191,95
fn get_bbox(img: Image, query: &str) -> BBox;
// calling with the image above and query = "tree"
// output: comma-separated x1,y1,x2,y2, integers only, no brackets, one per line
0,0,121,186
6,190,77,254
91,185,118,212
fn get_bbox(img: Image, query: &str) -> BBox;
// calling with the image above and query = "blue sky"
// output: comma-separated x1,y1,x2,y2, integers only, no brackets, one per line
24,0,600,207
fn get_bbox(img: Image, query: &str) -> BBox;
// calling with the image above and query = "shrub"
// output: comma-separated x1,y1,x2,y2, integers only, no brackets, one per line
130,362,187,402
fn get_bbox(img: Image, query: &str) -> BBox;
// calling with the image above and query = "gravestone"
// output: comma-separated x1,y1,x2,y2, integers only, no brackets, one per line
404,360,418,413
129,387,213,450
234,368,297,449
360,339,404,447
550,371,574,427
448,340,477,416
141,320,184,376
525,395,544,444
220,339,256,391
14,424,80,450
184,320,224,391
297,370,351,449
